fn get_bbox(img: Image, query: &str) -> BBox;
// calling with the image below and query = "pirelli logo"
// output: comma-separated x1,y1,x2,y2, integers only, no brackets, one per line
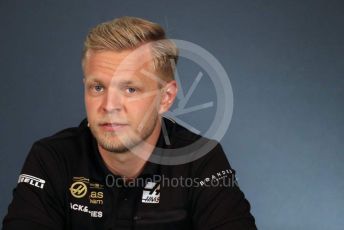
18,174,45,189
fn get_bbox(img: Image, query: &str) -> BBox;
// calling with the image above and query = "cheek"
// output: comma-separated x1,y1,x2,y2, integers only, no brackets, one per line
84,98,92,112
129,96,160,111
126,97,159,119
85,97,100,116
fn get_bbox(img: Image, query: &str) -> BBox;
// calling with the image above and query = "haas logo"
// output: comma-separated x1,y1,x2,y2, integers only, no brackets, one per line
70,181,88,198
142,182,160,204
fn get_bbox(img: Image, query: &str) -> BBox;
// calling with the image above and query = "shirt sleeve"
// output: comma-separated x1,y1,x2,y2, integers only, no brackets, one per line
2,142,67,230
190,143,257,230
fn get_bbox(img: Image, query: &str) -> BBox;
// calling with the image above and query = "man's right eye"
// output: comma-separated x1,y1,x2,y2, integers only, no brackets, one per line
94,84,104,92
87,83,104,94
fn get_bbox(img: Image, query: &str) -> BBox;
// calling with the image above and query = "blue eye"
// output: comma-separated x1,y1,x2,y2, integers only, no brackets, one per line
94,85,104,92
127,87,136,93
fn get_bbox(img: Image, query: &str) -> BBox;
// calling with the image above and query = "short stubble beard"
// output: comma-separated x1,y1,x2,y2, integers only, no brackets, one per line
89,115,159,154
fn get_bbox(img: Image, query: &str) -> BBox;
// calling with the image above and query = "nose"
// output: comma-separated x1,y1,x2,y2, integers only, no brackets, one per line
102,88,123,113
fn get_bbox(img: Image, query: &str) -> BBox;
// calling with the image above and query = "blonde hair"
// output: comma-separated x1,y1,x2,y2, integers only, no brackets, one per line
83,16,178,81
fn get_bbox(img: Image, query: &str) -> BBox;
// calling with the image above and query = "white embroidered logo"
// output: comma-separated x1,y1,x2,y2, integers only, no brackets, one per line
18,174,45,189
142,182,160,204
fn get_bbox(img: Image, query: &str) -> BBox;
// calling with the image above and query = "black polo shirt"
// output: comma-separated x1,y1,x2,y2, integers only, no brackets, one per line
3,118,257,230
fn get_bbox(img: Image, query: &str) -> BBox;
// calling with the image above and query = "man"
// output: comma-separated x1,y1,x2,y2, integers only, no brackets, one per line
3,16,257,229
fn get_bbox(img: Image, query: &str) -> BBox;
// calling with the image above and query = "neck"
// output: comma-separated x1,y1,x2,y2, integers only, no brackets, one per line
98,120,161,179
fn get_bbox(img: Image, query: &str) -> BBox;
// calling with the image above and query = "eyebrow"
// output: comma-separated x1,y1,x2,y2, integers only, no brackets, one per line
118,80,136,85
118,80,143,87
84,77,143,87
84,75,101,81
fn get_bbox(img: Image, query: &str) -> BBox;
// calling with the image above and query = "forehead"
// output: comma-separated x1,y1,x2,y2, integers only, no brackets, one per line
83,46,156,81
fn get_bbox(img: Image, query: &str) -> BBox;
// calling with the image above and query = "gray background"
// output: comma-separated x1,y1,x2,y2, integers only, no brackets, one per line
1,0,343,229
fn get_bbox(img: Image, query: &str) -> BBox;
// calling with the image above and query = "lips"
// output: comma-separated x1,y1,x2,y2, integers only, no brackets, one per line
99,122,128,132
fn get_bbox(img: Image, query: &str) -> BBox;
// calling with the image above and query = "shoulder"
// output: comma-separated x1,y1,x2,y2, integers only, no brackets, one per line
164,117,230,174
164,116,207,147
29,119,91,161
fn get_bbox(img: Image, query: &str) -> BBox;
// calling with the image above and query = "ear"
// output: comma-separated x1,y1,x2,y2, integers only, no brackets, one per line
158,80,178,114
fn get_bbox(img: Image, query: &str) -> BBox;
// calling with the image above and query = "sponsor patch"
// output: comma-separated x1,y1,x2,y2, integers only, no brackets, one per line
142,182,160,204
70,177,104,205
18,174,45,189
70,203,103,218
70,181,88,198
199,169,237,187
